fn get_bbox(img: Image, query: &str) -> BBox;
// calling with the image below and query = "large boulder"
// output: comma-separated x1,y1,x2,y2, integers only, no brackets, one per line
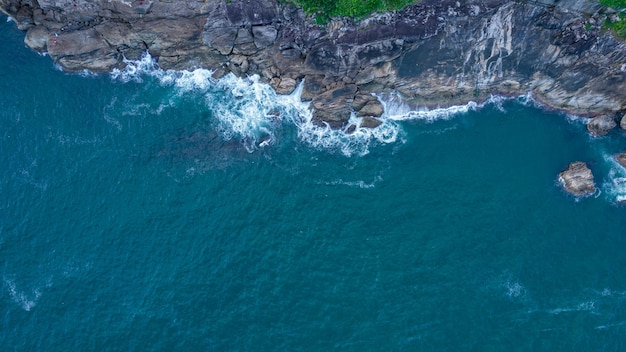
310,84,357,128
360,117,383,129
24,25,48,52
357,100,384,117
559,161,595,196
586,115,617,136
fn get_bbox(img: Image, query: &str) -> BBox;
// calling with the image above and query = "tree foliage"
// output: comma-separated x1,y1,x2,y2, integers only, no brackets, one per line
285,0,417,23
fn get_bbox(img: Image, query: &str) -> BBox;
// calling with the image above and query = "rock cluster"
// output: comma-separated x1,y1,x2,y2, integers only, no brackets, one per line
2,0,626,128
559,161,595,196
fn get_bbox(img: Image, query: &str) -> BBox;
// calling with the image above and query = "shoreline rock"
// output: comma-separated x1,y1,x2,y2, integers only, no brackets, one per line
587,115,618,137
559,161,596,196
1,0,626,127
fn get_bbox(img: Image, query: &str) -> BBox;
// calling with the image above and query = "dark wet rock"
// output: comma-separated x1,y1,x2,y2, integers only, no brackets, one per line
311,84,357,128
616,153,626,169
587,115,617,137
301,74,325,101
357,100,384,118
352,93,376,111
559,161,595,196
360,117,383,129
253,25,278,49
274,77,297,95
345,124,357,134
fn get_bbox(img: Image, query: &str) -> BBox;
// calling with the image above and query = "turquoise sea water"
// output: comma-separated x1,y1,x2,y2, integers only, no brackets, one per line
2,17,626,351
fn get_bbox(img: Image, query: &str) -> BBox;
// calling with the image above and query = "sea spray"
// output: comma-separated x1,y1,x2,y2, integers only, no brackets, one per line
602,152,626,203
376,92,480,122
110,53,404,156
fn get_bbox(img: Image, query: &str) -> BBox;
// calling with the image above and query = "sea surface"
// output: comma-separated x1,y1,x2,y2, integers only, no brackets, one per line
2,16,626,351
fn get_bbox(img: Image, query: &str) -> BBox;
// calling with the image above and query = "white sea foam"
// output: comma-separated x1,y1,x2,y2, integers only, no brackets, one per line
376,92,479,122
601,152,626,204
115,54,583,156
504,281,526,299
3,277,41,312
548,301,596,315
323,176,383,189
110,53,160,83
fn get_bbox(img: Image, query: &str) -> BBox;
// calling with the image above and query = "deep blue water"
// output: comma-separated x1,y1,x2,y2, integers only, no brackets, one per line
2,17,626,351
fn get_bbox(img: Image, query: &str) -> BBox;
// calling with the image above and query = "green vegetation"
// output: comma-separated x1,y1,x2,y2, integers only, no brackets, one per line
605,13,626,38
284,0,417,23
600,0,626,38
600,0,626,8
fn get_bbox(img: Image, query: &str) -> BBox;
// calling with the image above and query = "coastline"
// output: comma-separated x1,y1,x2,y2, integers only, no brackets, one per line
1,0,625,129
2,0,626,192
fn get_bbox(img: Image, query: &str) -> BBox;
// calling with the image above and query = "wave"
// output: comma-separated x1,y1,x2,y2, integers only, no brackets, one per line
3,276,43,312
601,152,626,204
321,175,383,189
110,53,404,156
111,54,599,157
548,301,596,315
376,92,480,122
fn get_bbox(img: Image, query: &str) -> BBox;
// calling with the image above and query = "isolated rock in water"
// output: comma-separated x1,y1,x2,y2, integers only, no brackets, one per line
616,153,626,169
559,161,595,196
587,115,617,136
621,114,626,130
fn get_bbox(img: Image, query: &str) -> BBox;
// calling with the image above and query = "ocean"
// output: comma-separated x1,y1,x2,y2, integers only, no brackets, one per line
2,16,626,351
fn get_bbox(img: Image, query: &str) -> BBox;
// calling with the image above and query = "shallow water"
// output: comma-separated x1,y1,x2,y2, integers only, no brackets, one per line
2,17,626,351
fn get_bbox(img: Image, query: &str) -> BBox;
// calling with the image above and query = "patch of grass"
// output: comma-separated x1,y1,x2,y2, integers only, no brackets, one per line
605,13,626,38
600,0,626,9
600,1,626,38
284,0,417,23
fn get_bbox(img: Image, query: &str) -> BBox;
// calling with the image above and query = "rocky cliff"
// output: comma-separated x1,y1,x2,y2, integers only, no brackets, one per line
2,0,626,129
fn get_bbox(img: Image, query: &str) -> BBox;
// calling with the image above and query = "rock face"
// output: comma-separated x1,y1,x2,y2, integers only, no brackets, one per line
2,0,626,127
621,114,626,130
587,115,618,137
559,161,596,196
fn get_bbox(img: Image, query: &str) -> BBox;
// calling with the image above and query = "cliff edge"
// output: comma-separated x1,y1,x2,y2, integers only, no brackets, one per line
2,0,626,129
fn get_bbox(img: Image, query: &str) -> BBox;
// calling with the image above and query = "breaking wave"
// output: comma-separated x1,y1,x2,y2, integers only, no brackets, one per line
377,92,480,122
109,53,405,156
601,152,626,204
111,54,600,157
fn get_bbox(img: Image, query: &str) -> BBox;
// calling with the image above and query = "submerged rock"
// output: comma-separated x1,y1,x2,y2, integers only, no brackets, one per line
559,161,595,196
616,152,626,169
587,115,617,137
